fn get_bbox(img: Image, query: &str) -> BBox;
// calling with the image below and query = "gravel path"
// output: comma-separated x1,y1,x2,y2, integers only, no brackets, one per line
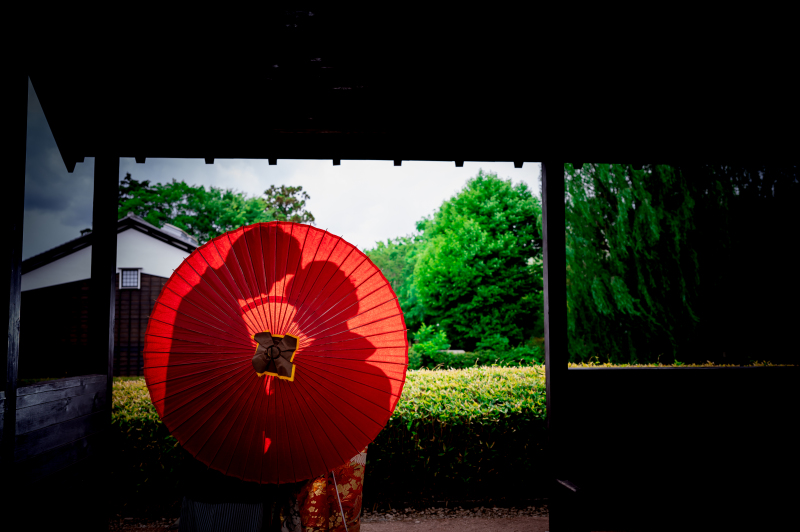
108,503,641,531
110,504,551,531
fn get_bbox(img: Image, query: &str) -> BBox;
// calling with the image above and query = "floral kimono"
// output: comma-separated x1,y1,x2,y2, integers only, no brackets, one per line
281,446,368,532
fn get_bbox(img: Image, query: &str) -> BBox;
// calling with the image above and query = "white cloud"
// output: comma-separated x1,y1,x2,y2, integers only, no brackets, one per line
117,158,541,251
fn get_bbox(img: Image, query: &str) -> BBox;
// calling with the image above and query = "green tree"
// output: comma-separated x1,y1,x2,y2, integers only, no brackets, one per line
564,163,703,364
118,174,277,243
364,235,427,339
263,185,316,224
412,169,544,351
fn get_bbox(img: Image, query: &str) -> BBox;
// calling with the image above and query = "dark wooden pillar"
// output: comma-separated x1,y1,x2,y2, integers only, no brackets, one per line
89,155,119,417
542,162,569,530
2,72,27,483
89,155,119,529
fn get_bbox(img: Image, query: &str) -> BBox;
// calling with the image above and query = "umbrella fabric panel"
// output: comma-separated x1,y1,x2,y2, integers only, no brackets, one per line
143,222,408,484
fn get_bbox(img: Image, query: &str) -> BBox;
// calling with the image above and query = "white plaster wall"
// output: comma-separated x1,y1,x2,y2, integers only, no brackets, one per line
22,228,193,292
22,245,92,292
116,229,193,279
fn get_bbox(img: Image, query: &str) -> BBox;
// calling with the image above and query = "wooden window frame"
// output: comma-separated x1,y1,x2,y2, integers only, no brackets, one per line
118,267,141,290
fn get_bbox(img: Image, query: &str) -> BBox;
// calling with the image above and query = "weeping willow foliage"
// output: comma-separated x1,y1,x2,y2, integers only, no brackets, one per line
565,164,702,364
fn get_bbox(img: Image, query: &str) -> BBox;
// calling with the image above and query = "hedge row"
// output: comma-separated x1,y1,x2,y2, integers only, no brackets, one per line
110,361,787,515
110,366,546,516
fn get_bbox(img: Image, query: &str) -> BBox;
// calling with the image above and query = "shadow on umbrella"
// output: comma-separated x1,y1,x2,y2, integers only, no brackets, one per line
144,222,405,512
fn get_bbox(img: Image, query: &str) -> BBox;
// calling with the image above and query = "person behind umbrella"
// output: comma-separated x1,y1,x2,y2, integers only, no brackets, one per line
274,445,369,532
251,333,369,532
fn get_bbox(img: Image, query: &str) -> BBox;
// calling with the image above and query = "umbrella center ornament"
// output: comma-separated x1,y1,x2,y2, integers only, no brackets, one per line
251,332,299,381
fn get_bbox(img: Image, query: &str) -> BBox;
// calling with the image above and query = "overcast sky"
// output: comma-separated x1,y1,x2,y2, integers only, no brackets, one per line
23,78,541,260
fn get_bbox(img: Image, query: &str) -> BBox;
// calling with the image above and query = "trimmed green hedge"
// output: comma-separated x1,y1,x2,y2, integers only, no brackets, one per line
111,361,789,515
110,366,546,515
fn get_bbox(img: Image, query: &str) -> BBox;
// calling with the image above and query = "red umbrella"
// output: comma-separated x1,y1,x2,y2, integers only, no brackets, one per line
143,222,408,484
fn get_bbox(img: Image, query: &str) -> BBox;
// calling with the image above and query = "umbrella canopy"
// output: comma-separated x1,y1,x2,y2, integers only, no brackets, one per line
143,222,408,484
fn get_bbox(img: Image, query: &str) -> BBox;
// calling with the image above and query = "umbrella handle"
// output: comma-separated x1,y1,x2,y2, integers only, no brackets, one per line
330,469,349,532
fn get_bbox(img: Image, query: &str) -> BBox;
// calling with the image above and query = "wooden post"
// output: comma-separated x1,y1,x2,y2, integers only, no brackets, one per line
2,73,27,487
542,162,569,530
89,154,119,529
90,155,119,410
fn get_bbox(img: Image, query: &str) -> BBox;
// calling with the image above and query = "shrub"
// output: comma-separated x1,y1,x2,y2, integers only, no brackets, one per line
428,342,545,370
111,366,546,515
410,323,450,368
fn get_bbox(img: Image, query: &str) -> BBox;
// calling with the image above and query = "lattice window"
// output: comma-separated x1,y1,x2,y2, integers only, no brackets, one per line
120,269,140,289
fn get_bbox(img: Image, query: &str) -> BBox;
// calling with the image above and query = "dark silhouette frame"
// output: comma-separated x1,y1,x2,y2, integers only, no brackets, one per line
6,14,798,529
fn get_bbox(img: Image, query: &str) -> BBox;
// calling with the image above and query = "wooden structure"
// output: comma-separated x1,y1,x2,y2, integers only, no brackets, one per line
19,215,197,378
6,9,797,530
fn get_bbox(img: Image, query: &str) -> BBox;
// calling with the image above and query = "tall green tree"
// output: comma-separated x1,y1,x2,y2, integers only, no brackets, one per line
364,234,427,340
564,163,704,364
263,185,316,224
412,169,543,351
118,174,277,243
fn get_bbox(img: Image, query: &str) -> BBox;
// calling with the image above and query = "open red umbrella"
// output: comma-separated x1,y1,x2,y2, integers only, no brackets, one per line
143,222,408,484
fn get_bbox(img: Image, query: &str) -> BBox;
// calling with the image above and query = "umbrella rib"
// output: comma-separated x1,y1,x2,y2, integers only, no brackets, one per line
172,268,253,340
303,312,402,344
282,375,324,481
145,359,246,371
264,222,278,333
179,262,251,329
300,328,409,349
195,244,262,334
295,353,408,366
276,378,296,483
289,375,342,474
207,372,260,474
297,358,404,403
240,226,272,335
271,223,279,335
208,236,255,319
279,227,328,336
149,358,250,392
291,375,356,468
288,243,357,333
297,362,395,417
256,223,275,333
214,235,268,334
146,316,252,348
298,355,407,385
276,222,310,335
300,345,409,353
260,374,275,484
144,332,251,350
286,273,386,339
302,297,400,339
153,299,252,345
144,353,250,368
163,283,247,335
286,231,343,336
275,223,295,335
221,374,264,478
292,371,372,448
160,364,252,430
288,262,377,336
290,253,367,333
234,373,269,482
179,365,254,450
